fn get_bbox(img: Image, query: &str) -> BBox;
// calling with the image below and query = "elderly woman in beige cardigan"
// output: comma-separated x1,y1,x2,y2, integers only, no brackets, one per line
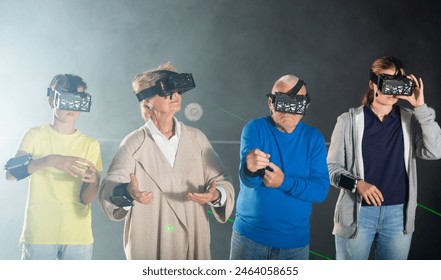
99,62,235,260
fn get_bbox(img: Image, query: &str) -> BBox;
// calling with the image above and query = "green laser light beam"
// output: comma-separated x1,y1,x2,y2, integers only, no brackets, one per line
418,203,441,217
165,225,175,232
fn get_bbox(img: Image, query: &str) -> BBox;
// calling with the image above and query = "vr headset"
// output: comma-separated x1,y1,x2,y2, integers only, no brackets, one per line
267,79,311,115
369,57,414,96
136,70,196,102
47,88,92,112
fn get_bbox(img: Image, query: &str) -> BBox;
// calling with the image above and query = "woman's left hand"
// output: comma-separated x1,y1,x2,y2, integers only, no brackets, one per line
397,74,425,108
186,181,219,205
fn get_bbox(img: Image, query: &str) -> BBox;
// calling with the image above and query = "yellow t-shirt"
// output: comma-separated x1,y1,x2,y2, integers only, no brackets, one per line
18,124,103,245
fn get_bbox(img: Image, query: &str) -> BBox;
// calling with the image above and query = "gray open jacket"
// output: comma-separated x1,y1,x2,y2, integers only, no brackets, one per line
327,104,441,238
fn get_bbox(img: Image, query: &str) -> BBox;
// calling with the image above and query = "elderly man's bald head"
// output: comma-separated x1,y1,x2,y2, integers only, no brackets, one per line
272,75,301,94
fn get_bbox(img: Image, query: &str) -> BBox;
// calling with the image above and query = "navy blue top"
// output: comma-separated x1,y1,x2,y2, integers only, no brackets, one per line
362,105,408,206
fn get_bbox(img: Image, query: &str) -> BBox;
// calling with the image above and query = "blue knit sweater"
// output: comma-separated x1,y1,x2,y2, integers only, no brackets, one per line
233,116,330,248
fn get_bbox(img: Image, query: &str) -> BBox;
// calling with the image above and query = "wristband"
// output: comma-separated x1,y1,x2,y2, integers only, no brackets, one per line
210,189,222,207
4,153,32,181
338,174,360,193
110,183,134,208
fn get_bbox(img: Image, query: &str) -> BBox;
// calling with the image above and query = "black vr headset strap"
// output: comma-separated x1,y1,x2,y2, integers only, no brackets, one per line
390,56,404,76
152,70,177,76
287,79,306,97
370,71,379,85
267,79,308,102
266,93,275,103
135,70,178,102
370,56,404,85
136,87,159,102
47,88,54,97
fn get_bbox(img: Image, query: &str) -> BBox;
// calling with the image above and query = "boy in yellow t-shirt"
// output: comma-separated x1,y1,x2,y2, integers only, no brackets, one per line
4,74,102,260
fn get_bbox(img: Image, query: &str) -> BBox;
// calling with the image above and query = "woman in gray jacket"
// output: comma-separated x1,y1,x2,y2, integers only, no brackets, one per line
327,56,441,259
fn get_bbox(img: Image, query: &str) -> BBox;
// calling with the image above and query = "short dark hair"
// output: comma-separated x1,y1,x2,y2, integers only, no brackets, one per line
49,74,87,93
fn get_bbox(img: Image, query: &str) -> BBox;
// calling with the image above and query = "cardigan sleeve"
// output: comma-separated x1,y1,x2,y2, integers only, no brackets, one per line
413,104,441,160
198,131,235,224
99,130,140,221
327,112,356,190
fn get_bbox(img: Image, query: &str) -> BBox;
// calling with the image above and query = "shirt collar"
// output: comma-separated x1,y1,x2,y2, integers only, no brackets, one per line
144,117,181,138
364,105,399,121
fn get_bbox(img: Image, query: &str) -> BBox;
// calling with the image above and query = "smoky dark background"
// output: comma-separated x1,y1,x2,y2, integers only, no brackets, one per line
0,0,440,260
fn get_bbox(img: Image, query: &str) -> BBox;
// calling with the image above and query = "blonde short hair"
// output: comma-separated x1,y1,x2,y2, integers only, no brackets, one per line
132,62,177,94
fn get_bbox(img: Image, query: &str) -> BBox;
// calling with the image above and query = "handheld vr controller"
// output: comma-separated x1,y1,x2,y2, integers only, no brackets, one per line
4,153,32,180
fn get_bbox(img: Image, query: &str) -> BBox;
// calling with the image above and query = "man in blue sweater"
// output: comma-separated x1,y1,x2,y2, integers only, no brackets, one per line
230,74,330,260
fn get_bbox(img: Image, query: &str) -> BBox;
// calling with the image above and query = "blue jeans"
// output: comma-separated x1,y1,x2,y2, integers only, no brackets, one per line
335,204,412,260
230,231,310,260
22,244,93,260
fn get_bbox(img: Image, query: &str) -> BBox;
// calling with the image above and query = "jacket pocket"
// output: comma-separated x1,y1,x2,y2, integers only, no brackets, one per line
335,190,356,227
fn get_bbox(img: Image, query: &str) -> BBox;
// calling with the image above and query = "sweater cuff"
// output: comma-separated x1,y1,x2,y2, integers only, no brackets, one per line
278,176,295,192
241,166,263,185
244,165,264,177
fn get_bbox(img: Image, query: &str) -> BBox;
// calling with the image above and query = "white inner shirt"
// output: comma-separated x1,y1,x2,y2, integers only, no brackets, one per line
144,118,226,207
145,117,180,167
